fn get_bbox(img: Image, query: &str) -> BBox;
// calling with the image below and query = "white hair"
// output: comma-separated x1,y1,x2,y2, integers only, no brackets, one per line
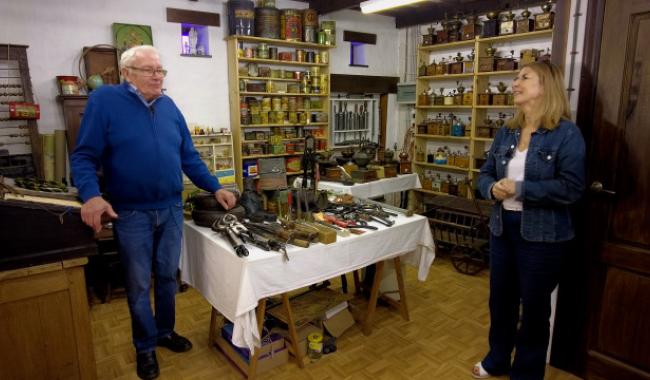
119,45,160,69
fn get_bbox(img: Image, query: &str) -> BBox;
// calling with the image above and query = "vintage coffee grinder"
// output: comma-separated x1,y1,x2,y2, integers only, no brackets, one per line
535,1,555,30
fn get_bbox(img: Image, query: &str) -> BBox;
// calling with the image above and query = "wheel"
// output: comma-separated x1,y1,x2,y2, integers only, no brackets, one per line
450,244,488,275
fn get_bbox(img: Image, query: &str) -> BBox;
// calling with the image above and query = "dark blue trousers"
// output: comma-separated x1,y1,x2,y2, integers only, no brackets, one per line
113,205,184,353
482,210,567,380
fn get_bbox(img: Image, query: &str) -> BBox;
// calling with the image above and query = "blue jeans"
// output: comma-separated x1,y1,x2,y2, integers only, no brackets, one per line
482,211,567,380
113,204,184,353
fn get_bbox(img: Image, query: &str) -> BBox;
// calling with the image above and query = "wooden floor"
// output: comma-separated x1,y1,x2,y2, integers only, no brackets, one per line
90,257,582,380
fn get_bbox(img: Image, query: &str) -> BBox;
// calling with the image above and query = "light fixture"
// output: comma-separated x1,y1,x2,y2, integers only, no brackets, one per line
360,0,429,14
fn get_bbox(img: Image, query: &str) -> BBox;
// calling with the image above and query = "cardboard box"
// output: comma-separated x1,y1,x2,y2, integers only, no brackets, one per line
221,323,289,374
323,307,355,338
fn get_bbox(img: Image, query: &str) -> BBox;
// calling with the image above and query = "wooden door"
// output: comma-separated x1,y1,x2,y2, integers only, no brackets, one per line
584,0,650,379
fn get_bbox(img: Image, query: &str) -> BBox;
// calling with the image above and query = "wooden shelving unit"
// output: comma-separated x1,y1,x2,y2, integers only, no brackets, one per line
183,133,236,196
226,36,334,190
414,28,554,201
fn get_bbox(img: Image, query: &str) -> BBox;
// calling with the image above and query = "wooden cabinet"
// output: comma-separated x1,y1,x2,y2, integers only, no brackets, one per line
414,29,554,203
0,258,96,379
226,36,334,190
57,95,88,155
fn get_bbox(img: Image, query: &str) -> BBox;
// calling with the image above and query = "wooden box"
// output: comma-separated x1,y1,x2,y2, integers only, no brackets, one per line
492,94,508,106
462,24,481,40
482,19,499,37
426,63,437,76
418,94,430,106
535,12,555,30
434,95,445,105
246,82,266,92
417,124,428,134
463,61,474,73
435,30,448,44
478,93,492,105
449,62,463,74
479,57,495,72
447,32,460,42
435,64,446,76
520,49,539,66
463,93,473,105
422,177,433,190
455,156,469,169
384,164,398,178
476,126,492,138
499,20,516,35
426,122,439,135
422,34,435,45
453,94,463,105
495,58,517,71
83,46,119,85
516,19,535,33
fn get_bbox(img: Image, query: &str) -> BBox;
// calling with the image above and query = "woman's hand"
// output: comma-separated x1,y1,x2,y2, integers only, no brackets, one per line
492,179,517,200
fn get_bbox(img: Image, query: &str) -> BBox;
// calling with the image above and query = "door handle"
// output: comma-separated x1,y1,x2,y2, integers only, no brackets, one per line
590,181,616,196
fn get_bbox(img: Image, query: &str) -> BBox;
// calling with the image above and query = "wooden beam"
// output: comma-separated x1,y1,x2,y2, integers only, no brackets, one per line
166,8,220,27
310,0,363,15
330,74,399,94
343,31,377,44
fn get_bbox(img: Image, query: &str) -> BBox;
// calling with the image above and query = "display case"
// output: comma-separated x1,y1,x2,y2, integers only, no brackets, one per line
414,11,555,203
226,35,334,190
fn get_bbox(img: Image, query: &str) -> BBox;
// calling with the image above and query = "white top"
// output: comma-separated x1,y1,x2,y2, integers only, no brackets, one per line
179,212,435,351
503,148,527,211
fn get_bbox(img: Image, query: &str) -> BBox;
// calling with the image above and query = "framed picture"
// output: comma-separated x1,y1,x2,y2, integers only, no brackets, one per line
112,23,153,54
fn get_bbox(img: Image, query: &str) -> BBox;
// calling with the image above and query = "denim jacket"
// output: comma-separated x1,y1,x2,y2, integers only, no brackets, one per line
477,119,586,242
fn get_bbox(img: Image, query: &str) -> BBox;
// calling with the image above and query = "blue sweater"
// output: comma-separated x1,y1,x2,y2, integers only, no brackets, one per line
71,82,221,210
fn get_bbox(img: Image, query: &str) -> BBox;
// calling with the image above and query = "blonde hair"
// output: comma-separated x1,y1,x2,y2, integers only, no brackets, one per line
507,61,571,130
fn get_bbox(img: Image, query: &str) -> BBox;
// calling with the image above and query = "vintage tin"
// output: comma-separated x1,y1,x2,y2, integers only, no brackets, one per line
321,51,329,64
257,43,269,59
303,8,318,42
320,20,336,45
278,51,293,61
281,9,303,41
255,7,280,39
227,0,255,36
244,47,254,58
271,97,282,111
296,49,305,62
269,47,278,60
305,51,315,63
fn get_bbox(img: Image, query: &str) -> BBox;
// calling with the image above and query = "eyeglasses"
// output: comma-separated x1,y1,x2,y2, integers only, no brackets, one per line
127,66,168,77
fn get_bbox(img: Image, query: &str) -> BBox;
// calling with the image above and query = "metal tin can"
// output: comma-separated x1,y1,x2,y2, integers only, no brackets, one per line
304,26,317,43
257,43,269,59
269,47,278,60
254,7,280,39
281,9,303,41
314,53,321,63
227,0,255,36
295,49,304,62
317,31,326,45
244,47,254,58
281,97,288,111
320,51,329,64
305,51,315,62
303,8,318,42
271,97,281,111
287,97,297,112
261,97,272,111
320,21,336,46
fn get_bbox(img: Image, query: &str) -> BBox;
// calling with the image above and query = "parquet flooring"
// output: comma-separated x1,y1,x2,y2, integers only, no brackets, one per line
90,257,582,380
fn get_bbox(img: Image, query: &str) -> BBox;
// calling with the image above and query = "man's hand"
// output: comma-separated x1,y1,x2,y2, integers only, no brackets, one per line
81,196,118,233
215,188,237,210
491,179,517,201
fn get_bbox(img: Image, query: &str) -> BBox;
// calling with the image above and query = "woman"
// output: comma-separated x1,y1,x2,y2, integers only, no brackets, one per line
473,61,586,380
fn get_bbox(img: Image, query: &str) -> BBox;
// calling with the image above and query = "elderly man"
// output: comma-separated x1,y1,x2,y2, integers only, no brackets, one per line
71,45,236,379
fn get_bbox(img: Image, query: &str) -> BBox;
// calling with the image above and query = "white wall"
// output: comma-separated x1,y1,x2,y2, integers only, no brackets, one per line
0,0,307,133
324,9,399,77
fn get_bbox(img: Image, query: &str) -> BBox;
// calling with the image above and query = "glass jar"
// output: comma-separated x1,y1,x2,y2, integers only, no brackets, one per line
307,333,323,362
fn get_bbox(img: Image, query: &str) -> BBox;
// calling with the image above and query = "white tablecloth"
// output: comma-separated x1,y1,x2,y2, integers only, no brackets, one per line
317,173,421,198
180,212,434,351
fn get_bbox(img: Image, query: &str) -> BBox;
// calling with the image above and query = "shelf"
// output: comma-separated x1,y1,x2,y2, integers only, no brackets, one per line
194,143,232,147
478,29,553,43
239,57,327,67
239,76,300,82
415,134,470,141
416,105,473,109
415,188,450,196
414,161,469,172
475,70,518,77
240,91,329,97
227,35,336,50
474,105,517,109
242,138,311,143
240,122,328,128
473,137,494,142
191,133,231,137
471,169,481,173
417,73,474,80
333,129,368,133
419,39,475,52
242,150,325,159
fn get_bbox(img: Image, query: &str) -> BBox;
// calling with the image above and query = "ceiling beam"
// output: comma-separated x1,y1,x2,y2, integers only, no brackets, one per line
309,0,363,15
